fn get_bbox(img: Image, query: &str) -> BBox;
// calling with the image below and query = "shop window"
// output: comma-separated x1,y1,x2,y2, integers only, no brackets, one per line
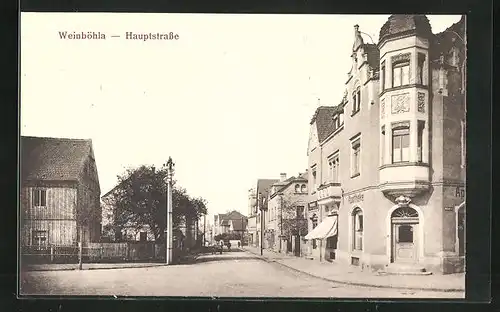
392,127,410,163
326,236,337,249
352,208,363,251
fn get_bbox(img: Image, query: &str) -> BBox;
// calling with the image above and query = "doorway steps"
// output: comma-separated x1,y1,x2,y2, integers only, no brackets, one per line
381,263,432,275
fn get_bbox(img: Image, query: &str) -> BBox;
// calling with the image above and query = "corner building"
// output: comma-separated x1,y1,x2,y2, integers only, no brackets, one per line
306,15,466,274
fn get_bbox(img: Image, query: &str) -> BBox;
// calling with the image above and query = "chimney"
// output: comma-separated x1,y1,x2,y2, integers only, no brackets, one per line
280,173,287,182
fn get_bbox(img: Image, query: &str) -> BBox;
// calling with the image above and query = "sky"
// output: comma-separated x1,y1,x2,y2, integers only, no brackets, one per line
20,13,462,220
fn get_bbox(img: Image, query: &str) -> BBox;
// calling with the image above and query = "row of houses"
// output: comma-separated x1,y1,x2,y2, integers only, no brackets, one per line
248,15,466,275
20,136,199,262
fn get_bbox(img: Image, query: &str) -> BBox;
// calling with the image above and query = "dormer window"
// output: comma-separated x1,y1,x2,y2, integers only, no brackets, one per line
295,184,300,193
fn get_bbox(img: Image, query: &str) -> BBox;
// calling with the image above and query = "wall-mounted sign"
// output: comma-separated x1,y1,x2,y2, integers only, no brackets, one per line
308,202,318,211
347,193,364,204
455,186,465,198
444,207,454,211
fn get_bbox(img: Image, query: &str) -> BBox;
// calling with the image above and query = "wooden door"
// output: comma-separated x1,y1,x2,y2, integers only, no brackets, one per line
392,223,417,263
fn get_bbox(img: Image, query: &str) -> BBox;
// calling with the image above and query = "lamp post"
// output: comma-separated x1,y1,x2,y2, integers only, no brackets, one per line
165,157,175,265
258,192,265,256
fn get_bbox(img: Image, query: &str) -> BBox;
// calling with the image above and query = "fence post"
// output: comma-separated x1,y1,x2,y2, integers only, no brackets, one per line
78,242,83,270
50,246,54,263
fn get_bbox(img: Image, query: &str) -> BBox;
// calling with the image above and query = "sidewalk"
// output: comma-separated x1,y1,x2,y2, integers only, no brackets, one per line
23,262,167,272
243,246,465,292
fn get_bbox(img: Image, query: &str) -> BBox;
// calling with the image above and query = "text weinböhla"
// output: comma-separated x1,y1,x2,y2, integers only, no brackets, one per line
126,32,179,41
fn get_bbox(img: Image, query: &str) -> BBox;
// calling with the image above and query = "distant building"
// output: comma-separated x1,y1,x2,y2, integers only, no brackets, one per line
306,15,466,274
265,173,309,256
20,136,101,247
248,179,278,248
213,210,247,239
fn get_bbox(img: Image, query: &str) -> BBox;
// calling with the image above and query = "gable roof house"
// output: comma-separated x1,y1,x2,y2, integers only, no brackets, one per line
20,136,102,247
213,210,247,236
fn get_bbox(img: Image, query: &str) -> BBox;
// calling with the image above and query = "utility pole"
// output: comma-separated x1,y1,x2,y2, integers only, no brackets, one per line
258,192,264,256
279,194,283,253
165,157,174,265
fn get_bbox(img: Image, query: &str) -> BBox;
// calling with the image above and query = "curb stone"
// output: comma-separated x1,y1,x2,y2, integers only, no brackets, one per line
243,248,464,293
25,263,167,272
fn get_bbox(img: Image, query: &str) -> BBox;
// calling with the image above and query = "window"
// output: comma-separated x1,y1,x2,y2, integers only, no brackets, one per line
398,225,413,243
296,206,305,219
140,232,147,242
381,61,386,91
312,216,318,249
339,112,344,126
352,209,363,251
381,127,386,164
295,184,300,193
32,230,48,247
326,236,337,249
32,189,47,207
300,184,306,193
461,119,466,167
392,127,410,163
417,121,425,163
417,53,426,85
311,167,317,192
351,138,361,177
352,89,361,115
328,154,340,183
392,61,410,87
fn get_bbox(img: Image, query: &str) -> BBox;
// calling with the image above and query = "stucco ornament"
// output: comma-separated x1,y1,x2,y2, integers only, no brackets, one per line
395,195,412,207
391,93,410,114
417,92,426,113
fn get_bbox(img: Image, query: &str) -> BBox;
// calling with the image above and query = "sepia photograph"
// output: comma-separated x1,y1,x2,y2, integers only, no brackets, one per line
19,13,466,299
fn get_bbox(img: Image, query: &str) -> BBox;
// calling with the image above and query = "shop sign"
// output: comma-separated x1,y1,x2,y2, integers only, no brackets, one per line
347,193,364,204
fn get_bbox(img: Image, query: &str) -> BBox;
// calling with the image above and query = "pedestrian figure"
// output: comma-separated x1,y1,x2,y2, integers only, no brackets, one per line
227,242,231,251
238,241,241,248
219,240,223,254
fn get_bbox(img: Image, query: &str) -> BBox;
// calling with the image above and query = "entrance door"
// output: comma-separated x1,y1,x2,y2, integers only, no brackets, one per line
392,223,418,263
294,235,300,257
391,206,419,264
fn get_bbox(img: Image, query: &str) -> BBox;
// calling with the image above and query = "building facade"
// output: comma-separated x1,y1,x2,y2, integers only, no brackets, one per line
20,136,102,247
265,173,309,256
213,210,248,239
306,15,466,274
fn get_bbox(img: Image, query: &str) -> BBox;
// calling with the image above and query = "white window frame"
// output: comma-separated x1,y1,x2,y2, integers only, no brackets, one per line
392,61,410,87
352,208,363,251
32,189,47,207
328,152,340,183
350,135,361,177
392,127,410,163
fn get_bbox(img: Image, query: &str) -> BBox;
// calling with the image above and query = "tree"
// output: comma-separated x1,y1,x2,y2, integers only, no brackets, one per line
277,195,308,239
105,164,208,242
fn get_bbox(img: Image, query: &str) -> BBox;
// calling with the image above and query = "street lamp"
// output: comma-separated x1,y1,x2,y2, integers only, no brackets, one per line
165,157,175,265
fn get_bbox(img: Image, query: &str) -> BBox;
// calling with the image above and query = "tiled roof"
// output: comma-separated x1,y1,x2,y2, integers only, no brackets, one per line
21,136,93,182
256,179,279,198
311,106,343,143
379,15,433,45
229,219,247,231
364,43,380,70
430,15,466,61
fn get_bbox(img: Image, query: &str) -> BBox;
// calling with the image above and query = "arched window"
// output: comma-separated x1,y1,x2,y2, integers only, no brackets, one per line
300,184,306,193
391,207,418,219
352,208,363,251
295,184,300,193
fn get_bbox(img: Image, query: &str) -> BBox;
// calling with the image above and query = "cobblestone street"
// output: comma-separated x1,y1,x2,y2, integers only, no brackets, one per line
20,250,463,298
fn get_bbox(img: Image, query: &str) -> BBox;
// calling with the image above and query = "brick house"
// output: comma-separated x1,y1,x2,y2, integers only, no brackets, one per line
306,15,466,274
20,136,102,247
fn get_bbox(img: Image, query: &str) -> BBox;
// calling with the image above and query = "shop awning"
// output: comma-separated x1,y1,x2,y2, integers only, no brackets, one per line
304,215,337,240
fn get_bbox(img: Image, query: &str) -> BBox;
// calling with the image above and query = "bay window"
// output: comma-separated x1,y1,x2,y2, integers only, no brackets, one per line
417,121,425,163
392,61,410,87
381,61,386,91
392,127,410,163
417,53,426,85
